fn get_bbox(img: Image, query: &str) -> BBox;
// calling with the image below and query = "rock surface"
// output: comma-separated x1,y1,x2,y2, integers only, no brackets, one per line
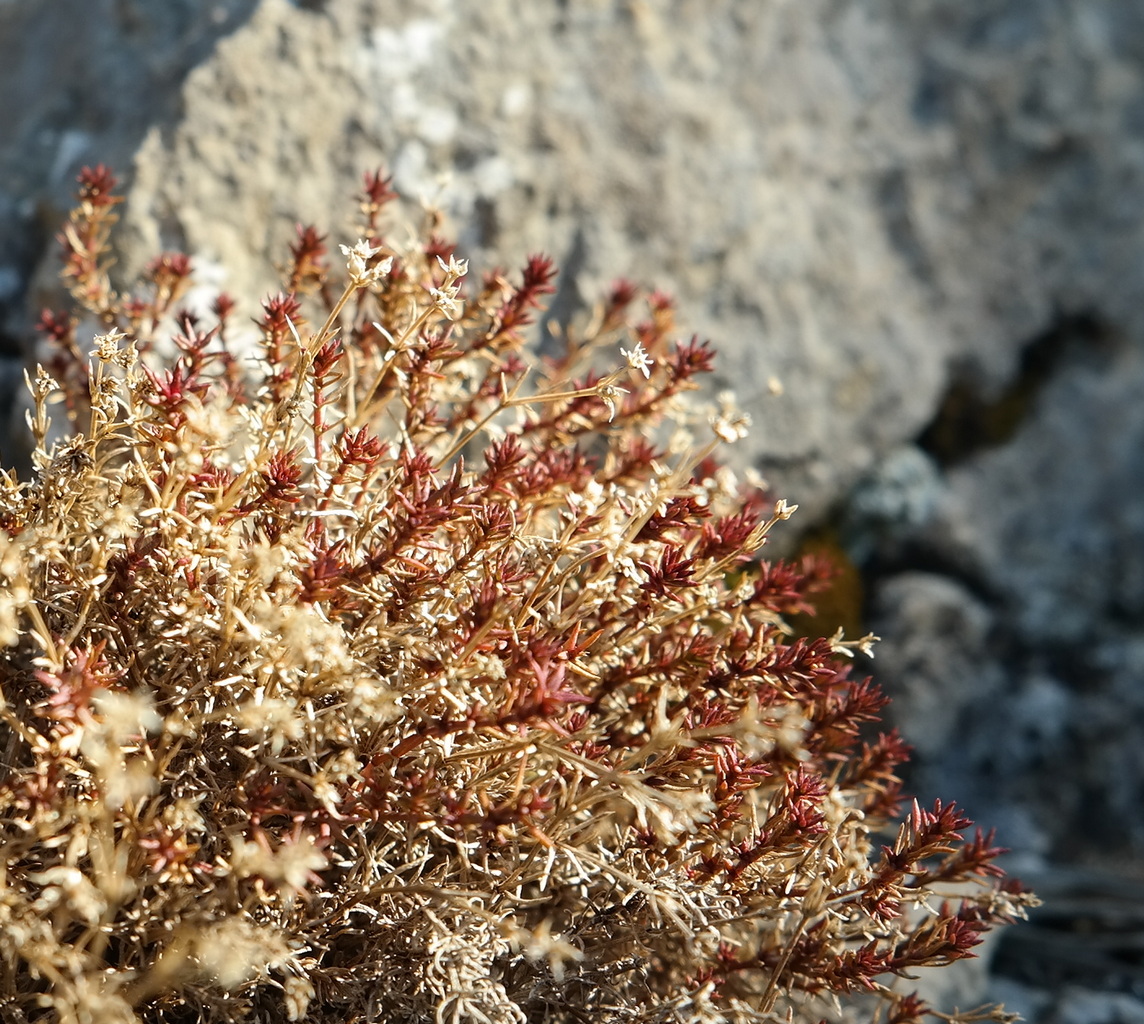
866,323,1144,864
3,0,1144,1018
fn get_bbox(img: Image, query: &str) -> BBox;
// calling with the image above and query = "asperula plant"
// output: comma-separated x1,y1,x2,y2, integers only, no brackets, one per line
0,167,1034,1024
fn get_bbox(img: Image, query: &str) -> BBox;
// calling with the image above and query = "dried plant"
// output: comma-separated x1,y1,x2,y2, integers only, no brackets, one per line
0,167,1034,1024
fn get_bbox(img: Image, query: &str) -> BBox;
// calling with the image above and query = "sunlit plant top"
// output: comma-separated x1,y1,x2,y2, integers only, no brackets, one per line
0,167,1033,1024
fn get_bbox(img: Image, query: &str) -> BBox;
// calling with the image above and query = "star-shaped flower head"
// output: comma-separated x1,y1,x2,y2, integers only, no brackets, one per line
340,240,393,287
620,341,654,380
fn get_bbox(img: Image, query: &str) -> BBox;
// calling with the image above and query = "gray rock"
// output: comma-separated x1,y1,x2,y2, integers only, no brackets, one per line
870,331,1144,862
868,571,1001,761
0,356,30,474
923,336,1144,645
842,445,944,562
0,0,259,345
1049,988,1144,1024
1,0,1143,474
94,0,962,519
987,978,1054,1024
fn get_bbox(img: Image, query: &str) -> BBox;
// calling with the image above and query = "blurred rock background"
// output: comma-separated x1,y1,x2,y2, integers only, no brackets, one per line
2,0,1143,1017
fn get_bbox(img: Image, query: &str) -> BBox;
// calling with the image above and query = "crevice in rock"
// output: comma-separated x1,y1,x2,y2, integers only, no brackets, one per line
859,532,1004,614
918,310,1110,468
0,326,23,359
876,168,934,284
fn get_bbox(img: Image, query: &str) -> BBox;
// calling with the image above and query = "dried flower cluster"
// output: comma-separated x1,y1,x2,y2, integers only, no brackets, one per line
0,168,1034,1024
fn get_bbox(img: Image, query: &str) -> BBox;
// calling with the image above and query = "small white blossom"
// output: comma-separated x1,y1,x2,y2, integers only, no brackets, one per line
620,341,654,379
92,689,162,742
711,464,738,499
566,478,608,517
93,328,128,363
773,498,798,520
430,284,463,320
436,254,469,279
827,628,880,659
510,918,584,983
29,867,107,926
595,381,629,421
192,919,291,989
29,365,60,397
855,632,879,657
340,239,376,278
340,240,393,286
667,427,695,455
711,390,751,443
284,975,316,1023
235,696,304,755
744,466,768,491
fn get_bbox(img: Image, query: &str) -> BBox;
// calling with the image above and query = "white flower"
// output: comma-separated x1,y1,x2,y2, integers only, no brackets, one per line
29,867,107,926
340,240,393,286
595,381,629,421
93,328,128,362
340,239,376,277
666,427,695,455
91,689,163,742
620,341,654,379
430,284,463,320
511,918,584,983
30,365,60,397
284,975,316,1023
773,498,798,520
566,479,608,517
711,390,751,443
235,697,304,755
744,466,768,491
436,253,469,279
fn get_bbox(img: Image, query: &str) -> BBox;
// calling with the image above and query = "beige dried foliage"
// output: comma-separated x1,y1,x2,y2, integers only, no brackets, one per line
0,168,1033,1024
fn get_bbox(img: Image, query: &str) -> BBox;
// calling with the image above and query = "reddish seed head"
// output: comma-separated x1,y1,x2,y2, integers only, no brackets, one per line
36,309,73,343
213,292,236,320
76,164,120,206
260,292,303,332
362,168,399,207
147,251,192,284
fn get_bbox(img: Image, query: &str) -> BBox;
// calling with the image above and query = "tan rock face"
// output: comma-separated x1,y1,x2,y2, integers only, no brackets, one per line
118,0,958,513
9,0,1133,507
5,0,952,508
